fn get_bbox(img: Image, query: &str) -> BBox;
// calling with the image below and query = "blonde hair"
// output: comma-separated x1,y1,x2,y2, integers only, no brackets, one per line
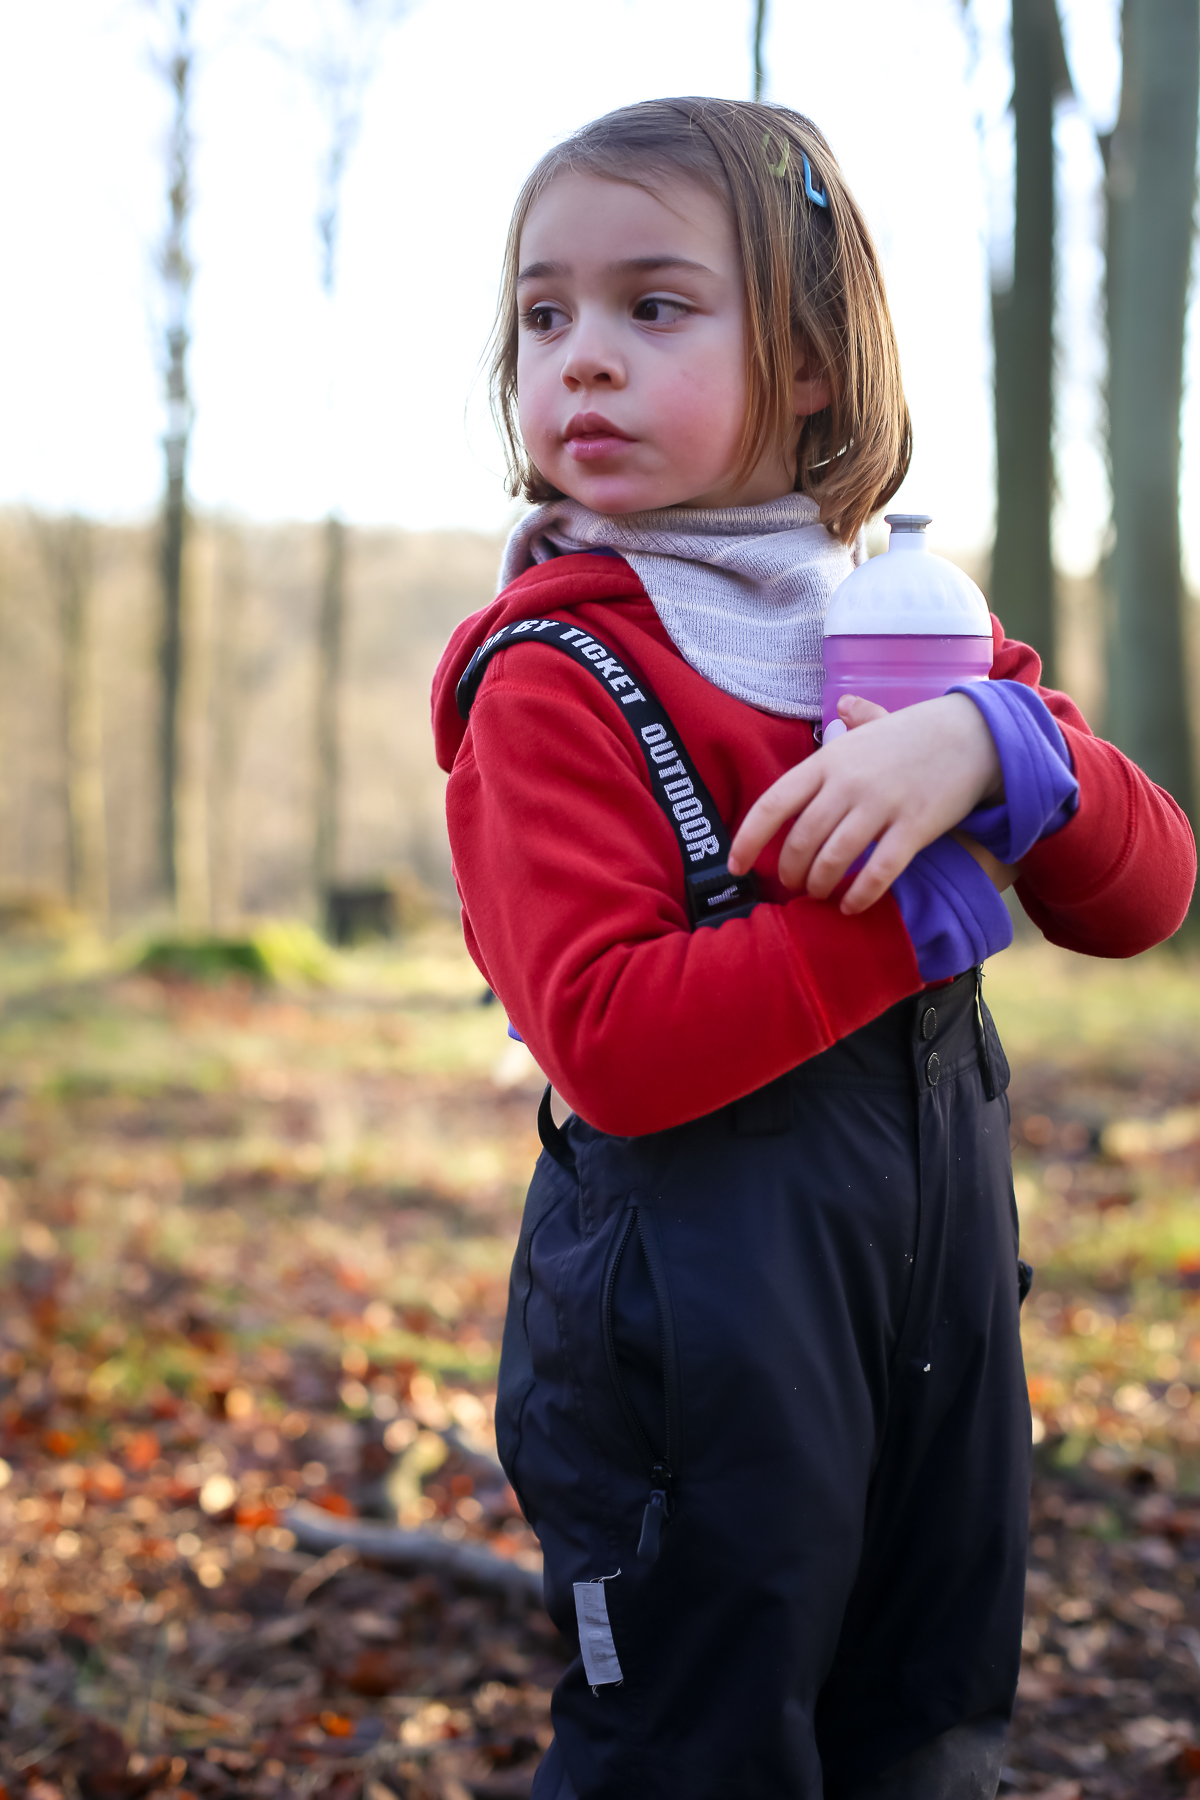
487,97,911,546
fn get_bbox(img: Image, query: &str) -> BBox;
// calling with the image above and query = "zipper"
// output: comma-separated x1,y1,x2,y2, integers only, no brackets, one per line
601,1204,681,1565
973,964,997,1101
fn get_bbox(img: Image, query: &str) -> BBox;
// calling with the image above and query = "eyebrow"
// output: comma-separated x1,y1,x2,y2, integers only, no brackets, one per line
516,255,714,282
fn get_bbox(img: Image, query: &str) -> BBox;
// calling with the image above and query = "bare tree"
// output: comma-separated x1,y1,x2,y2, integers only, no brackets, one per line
990,0,1071,680
151,0,197,908
36,517,108,921
300,0,408,917
1104,0,1199,823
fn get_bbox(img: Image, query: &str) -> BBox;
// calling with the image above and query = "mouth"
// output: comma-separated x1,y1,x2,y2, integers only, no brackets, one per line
563,412,635,460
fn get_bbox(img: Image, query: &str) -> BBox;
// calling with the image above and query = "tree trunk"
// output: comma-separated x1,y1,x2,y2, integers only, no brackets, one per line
43,518,108,921
302,6,408,931
158,4,194,906
752,0,767,101
314,514,346,912
991,0,1070,679
161,461,186,905
209,522,249,929
174,523,212,929
1105,0,1199,823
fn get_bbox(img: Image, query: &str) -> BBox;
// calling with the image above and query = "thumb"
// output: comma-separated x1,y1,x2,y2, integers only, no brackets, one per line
837,694,890,730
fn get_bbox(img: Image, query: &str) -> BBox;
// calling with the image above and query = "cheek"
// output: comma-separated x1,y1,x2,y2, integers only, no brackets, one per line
515,350,552,444
661,353,747,448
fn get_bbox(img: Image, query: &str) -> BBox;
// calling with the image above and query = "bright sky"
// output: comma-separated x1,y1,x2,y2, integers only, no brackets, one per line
1,0,1195,574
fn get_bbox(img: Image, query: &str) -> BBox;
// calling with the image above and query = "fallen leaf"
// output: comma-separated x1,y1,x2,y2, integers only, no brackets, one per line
1130,1586,1184,1620
234,1500,279,1530
88,1462,125,1500
1123,1715,1189,1752
309,1489,355,1517
346,1646,414,1696
123,1431,160,1472
320,1711,355,1738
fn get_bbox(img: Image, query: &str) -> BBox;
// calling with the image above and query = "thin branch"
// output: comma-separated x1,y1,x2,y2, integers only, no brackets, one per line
265,0,411,298
752,0,767,102
284,1501,545,1604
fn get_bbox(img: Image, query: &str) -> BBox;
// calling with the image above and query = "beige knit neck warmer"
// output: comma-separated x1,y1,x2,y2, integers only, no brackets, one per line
498,494,862,720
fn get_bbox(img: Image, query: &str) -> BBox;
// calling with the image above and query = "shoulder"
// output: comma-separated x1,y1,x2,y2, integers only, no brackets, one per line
431,554,651,772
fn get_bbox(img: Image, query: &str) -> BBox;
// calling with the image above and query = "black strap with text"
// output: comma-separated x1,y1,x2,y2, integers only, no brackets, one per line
456,618,758,931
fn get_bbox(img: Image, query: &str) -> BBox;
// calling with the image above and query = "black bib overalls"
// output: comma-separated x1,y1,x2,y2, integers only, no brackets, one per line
496,970,1031,1800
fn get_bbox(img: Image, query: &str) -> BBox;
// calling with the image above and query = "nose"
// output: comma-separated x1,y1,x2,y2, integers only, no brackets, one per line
559,311,625,391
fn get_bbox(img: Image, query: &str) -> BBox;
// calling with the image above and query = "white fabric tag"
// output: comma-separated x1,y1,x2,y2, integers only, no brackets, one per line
573,1578,624,1687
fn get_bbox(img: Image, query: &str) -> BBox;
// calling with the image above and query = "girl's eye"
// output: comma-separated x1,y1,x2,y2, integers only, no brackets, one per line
632,297,689,325
522,303,566,335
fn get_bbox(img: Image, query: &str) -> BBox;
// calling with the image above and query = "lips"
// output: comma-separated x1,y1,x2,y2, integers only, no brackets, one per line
563,412,635,460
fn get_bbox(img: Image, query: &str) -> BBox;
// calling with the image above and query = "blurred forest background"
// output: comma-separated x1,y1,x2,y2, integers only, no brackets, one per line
3,2,1200,1799
0,516,498,927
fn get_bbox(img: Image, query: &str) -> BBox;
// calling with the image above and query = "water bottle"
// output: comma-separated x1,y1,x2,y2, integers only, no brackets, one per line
820,514,993,741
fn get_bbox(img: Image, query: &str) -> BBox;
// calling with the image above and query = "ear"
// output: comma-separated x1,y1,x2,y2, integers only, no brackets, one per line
792,343,832,419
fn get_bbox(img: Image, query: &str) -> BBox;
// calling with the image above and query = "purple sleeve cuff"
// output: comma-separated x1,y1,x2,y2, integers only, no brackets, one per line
891,834,1014,982
950,680,1079,863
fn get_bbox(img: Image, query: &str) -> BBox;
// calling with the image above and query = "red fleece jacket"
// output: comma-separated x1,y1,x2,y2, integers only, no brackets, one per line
432,554,1195,1135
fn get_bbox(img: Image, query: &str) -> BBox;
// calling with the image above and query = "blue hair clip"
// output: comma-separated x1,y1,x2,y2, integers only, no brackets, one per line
801,152,828,208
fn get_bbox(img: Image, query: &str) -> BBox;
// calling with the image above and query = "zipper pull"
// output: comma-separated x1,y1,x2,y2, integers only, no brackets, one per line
636,1464,671,1563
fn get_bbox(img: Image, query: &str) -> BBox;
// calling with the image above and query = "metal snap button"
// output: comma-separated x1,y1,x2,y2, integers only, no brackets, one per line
926,1052,941,1087
921,1006,937,1041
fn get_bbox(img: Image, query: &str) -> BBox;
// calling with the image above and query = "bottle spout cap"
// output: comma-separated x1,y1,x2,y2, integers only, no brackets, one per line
884,514,933,552
823,510,991,637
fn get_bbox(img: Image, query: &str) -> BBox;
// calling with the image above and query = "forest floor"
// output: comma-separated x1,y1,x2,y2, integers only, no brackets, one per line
1,925,1200,1798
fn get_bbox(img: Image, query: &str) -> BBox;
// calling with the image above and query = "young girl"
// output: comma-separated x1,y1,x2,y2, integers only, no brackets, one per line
432,99,1194,1800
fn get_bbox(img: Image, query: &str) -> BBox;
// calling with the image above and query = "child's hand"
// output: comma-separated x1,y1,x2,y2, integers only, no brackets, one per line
727,692,1007,914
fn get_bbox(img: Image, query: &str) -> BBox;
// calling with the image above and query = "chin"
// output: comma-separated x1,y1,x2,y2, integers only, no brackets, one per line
567,473,698,515
554,483,653,516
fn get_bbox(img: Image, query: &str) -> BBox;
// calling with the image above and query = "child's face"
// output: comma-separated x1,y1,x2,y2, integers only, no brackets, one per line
516,171,829,514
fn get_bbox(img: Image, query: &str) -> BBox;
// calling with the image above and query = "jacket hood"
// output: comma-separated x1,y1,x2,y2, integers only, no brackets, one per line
431,553,646,773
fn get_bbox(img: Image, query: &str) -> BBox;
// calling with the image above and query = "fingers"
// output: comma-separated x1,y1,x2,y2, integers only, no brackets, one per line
729,716,893,877
779,796,881,895
732,724,896,888
730,696,1006,895
839,822,922,913
727,760,823,876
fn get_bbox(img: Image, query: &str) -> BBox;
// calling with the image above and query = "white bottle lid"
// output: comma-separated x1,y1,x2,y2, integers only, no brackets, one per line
823,514,992,638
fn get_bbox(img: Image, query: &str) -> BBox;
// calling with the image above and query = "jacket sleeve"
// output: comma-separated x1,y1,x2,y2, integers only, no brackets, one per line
448,654,923,1136
989,620,1196,955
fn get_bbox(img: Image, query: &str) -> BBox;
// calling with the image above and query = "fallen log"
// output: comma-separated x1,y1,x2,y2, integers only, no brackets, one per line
284,1501,544,1605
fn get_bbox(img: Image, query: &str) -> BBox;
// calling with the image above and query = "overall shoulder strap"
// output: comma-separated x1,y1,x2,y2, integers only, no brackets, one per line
456,617,758,930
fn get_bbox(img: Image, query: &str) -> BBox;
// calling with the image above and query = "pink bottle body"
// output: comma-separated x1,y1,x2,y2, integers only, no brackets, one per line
820,634,993,734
